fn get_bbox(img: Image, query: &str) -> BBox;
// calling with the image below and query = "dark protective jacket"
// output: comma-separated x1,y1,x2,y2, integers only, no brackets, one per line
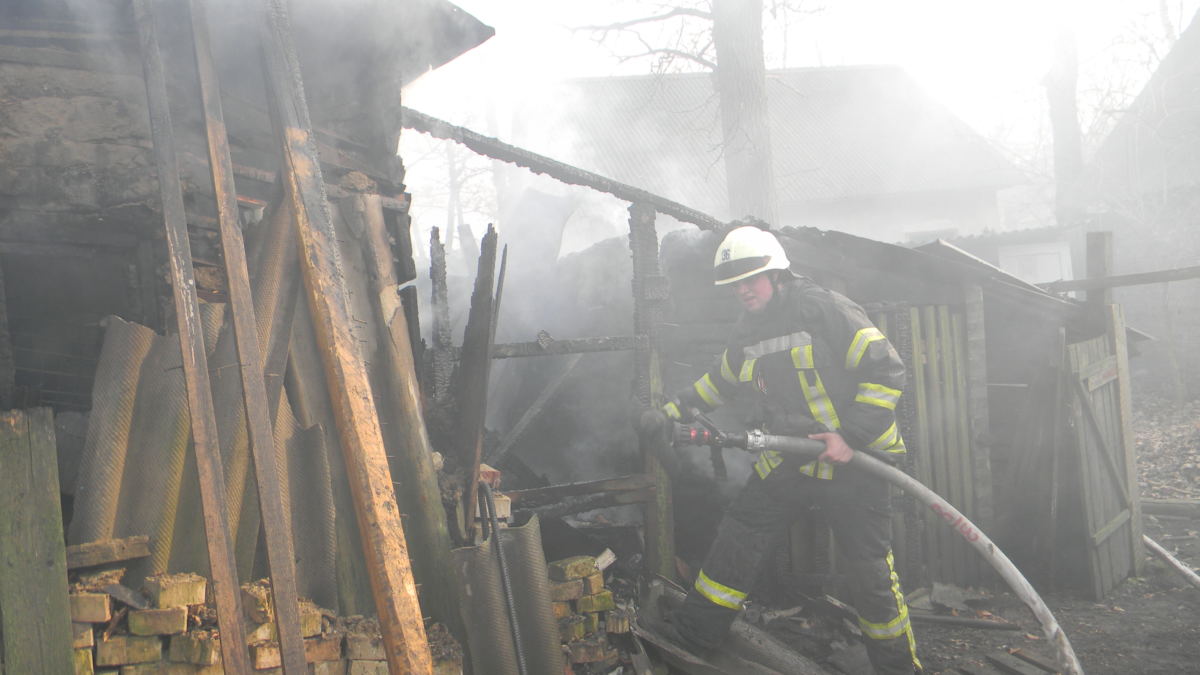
678,276,906,480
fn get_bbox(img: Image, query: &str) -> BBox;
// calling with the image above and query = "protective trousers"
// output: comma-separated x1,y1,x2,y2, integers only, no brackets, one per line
673,457,922,675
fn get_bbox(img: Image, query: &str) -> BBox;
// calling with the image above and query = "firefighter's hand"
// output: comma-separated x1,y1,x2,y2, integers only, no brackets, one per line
662,399,694,423
809,432,854,464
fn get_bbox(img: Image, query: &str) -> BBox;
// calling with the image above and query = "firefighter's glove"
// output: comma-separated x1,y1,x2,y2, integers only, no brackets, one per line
638,408,684,478
662,399,694,424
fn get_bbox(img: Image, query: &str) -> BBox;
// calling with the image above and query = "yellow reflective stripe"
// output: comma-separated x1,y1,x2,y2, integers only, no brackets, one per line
886,437,907,454
693,373,724,407
798,370,841,430
858,551,918,666
694,569,747,610
719,351,738,385
754,450,783,479
868,422,900,452
798,461,816,477
790,344,814,369
663,401,682,420
796,460,835,480
845,327,886,370
739,358,757,383
855,383,902,410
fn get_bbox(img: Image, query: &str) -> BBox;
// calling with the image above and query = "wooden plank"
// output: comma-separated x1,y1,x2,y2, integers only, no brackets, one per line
1067,343,1104,599
507,474,656,506
629,203,674,581
1109,304,1145,573
455,227,498,538
130,2,251,669
1141,498,1200,518
1091,509,1131,547
259,0,431,670
1072,379,1131,507
938,305,965,583
66,535,151,570
186,2,306,670
1079,354,1118,391
1041,263,1200,292
923,305,952,582
356,194,458,632
963,286,993,533
490,335,644,359
951,311,977,582
0,408,74,674
909,307,935,582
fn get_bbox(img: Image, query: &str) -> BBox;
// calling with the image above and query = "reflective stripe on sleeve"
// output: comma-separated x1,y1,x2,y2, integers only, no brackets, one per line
855,382,902,410
867,422,900,452
739,358,758,383
693,373,724,407
719,351,738,385
790,344,814,369
663,401,682,420
845,327,886,370
694,569,748,610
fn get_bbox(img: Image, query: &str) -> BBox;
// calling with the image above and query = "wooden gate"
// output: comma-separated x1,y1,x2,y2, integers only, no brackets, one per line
1064,306,1144,599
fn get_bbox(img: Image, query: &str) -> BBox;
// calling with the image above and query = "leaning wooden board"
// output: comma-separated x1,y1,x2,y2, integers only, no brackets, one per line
0,408,73,673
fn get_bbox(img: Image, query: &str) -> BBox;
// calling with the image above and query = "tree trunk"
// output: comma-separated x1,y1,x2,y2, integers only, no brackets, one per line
712,0,777,224
1045,26,1084,226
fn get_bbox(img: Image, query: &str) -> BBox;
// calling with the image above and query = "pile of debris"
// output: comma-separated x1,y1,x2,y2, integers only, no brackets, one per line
65,571,461,674
547,553,633,673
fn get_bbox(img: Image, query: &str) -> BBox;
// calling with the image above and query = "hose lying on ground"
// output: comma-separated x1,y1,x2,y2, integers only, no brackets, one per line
745,432,1084,675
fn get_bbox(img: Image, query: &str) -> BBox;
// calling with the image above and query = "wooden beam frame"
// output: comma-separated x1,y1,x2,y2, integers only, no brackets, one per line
131,0,251,668
187,0,306,670
258,0,430,669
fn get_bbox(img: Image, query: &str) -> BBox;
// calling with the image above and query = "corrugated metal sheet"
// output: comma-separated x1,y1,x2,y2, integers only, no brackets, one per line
67,201,339,607
528,67,1023,217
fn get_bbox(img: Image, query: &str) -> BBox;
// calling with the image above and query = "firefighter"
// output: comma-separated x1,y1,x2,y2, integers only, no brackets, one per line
662,225,922,674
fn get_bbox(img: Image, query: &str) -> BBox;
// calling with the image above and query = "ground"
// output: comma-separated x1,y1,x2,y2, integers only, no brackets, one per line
913,395,1200,674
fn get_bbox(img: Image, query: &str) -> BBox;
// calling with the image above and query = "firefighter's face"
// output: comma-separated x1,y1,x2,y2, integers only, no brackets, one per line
734,272,774,313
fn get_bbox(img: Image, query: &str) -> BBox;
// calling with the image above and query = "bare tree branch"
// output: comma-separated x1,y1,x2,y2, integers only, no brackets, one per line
574,7,713,35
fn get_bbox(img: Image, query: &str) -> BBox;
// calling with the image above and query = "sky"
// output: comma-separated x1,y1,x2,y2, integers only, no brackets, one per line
400,0,1198,242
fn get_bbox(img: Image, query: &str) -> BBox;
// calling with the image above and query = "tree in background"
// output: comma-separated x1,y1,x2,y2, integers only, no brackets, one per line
580,1,822,224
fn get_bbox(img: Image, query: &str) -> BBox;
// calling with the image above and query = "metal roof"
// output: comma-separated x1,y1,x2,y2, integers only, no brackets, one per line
542,66,1023,219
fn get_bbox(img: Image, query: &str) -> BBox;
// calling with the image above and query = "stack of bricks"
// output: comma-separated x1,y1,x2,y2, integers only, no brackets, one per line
66,573,461,674
547,555,633,673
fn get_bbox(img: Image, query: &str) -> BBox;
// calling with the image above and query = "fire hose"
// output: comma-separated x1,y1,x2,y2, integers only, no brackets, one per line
663,414,1084,675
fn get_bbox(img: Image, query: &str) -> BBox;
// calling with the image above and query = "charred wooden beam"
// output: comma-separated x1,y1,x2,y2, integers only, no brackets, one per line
629,202,675,580
515,489,656,520
187,1,306,670
489,353,583,463
454,226,499,539
429,228,453,404
259,0,431,670
401,107,725,231
507,474,655,507
131,0,251,669
490,335,645,359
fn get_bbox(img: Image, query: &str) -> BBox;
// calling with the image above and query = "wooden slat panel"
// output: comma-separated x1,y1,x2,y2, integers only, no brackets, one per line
0,408,74,674
1067,341,1104,599
1109,305,1145,573
951,312,977,582
922,306,952,582
937,306,965,583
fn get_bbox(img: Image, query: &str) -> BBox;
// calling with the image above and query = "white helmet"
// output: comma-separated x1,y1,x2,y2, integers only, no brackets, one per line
713,226,791,285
